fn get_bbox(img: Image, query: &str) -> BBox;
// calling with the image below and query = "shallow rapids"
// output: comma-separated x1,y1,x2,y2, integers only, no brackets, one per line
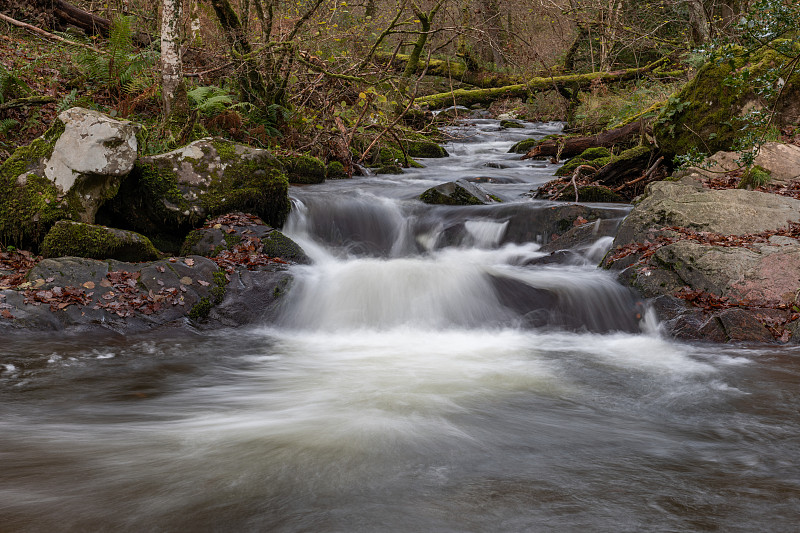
2,120,799,531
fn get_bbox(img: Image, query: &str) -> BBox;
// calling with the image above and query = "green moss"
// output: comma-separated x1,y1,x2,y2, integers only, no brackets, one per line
578,147,612,161
654,42,800,161
223,232,241,248
559,186,627,203
189,297,213,320
420,184,484,206
738,165,771,189
211,271,227,303
278,154,326,184
500,120,524,129
211,138,237,162
376,164,404,175
40,221,161,261
179,228,203,256
556,155,612,177
508,138,539,154
0,117,77,247
326,161,348,179
404,140,448,158
262,230,310,263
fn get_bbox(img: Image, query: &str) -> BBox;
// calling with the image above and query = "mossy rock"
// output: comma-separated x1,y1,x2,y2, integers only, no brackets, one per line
97,138,290,240
261,231,310,264
0,119,73,247
404,139,449,158
40,221,161,262
420,179,500,206
278,154,326,185
654,41,800,162
508,138,540,154
555,148,613,177
326,161,349,179
376,164,404,175
500,120,524,128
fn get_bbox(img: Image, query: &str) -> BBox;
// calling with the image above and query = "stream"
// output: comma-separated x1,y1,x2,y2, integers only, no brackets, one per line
1,120,799,531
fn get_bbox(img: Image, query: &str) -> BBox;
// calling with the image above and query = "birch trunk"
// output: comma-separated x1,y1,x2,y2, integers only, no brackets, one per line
161,0,183,116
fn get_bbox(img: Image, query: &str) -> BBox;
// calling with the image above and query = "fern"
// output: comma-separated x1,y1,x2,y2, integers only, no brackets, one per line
0,65,30,104
56,89,78,113
75,16,155,95
0,118,19,135
188,86,236,115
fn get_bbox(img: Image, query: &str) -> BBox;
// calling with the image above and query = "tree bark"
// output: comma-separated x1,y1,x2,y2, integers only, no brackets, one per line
521,120,645,160
414,57,669,109
160,0,183,116
51,0,153,46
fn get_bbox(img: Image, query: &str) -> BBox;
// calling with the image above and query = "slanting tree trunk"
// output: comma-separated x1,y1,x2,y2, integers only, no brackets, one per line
686,0,710,45
208,0,270,105
414,57,670,109
522,120,645,160
161,0,182,117
404,1,445,78
50,0,153,46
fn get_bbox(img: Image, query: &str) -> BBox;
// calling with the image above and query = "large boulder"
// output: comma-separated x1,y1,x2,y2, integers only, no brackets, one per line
0,107,139,247
654,43,800,162
420,179,501,206
97,137,291,244
603,178,800,342
278,154,326,184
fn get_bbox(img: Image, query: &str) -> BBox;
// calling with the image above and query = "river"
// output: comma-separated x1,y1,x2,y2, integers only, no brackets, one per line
1,120,799,531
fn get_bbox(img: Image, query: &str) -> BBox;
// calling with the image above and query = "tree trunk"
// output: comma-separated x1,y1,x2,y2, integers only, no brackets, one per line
50,0,153,46
521,120,645,160
478,0,505,68
161,0,182,117
414,57,670,109
686,0,710,45
208,0,270,105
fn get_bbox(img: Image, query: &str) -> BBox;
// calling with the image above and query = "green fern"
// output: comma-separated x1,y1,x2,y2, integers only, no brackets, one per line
188,86,235,114
0,65,30,104
56,89,79,113
75,16,155,95
0,118,20,135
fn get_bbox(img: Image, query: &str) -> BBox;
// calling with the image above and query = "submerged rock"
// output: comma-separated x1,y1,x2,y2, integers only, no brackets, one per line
420,179,501,206
0,107,139,247
40,221,161,262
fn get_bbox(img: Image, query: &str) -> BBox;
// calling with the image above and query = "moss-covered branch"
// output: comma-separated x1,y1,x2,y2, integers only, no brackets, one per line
414,57,670,109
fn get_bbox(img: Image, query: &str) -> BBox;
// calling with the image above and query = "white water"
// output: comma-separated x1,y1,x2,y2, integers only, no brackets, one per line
2,119,799,531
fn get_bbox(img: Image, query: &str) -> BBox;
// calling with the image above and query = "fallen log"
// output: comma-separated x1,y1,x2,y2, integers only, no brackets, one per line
50,1,153,46
375,52,527,88
414,57,669,110
522,120,645,160
0,96,56,112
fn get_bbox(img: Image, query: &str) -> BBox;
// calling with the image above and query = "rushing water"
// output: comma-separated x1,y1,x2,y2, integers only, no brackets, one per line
2,121,800,531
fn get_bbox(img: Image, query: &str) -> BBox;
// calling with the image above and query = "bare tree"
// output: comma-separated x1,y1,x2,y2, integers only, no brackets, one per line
161,0,183,116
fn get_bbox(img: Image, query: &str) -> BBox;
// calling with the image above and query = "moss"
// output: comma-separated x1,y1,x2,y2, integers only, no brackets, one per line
508,138,539,154
738,165,771,189
326,161,348,179
654,42,800,161
376,164,404,175
101,141,291,238
189,297,213,320
223,232,241,248
211,138,237,162
555,155,612,177
571,186,627,203
578,147,612,161
277,154,326,184
405,140,448,158
40,221,161,261
262,230,310,263
420,184,484,206
211,271,227,303
179,228,204,256
500,120,524,129
0,117,77,247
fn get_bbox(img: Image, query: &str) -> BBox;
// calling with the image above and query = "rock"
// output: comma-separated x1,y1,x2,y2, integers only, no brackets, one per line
181,212,310,264
0,108,139,247
40,221,161,262
604,179,800,342
654,44,800,161
278,154,326,184
375,164,404,175
688,142,800,185
97,137,290,242
539,218,623,254
405,139,449,159
612,180,800,247
500,120,524,128
555,147,612,176
326,161,349,179
0,250,294,334
420,179,501,206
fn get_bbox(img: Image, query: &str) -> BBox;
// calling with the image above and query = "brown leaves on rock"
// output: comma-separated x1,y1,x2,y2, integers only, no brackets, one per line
94,270,182,317
203,212,265,228
24,286,93,311
0,248,41,289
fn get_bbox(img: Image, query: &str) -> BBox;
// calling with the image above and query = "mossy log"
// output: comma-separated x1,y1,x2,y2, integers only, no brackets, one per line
375,52,525,88
51,0,153,46
522,120,645,160
414,57,669,109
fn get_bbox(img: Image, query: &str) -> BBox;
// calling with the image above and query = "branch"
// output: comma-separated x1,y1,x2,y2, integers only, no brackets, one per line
0,12,106,54
0,96,57,111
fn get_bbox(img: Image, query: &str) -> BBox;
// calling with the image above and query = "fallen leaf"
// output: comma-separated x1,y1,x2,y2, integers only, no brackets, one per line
1,309,13,319
33,278,46,288
198,280,210,287
100,279,112,287
82,281,95,289
180,276,193,285
185,258,195,267
46,277,55,283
